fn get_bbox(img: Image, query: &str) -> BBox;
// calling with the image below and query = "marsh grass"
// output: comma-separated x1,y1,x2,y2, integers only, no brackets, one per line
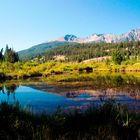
1,60,140,81
0,100,139,140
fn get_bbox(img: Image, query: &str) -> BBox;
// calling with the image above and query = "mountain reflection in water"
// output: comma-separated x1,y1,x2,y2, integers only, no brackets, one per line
0,74,140,113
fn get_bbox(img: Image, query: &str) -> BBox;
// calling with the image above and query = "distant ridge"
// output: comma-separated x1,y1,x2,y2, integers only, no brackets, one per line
56,28,140,43
18,41,71,60
18,28,140,60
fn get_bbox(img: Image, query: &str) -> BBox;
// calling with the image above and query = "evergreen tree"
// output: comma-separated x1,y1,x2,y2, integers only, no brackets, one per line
0,48,3,61
4,44,9,62
4,45,19,63
112,50,124,65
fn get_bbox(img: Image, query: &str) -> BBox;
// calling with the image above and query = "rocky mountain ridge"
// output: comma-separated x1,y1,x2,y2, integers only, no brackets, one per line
56,28,140,43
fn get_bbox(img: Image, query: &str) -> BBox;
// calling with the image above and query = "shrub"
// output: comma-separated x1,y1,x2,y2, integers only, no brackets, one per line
112,50,124,65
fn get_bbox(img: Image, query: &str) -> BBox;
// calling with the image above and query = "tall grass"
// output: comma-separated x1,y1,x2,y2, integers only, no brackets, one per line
0,101,139,140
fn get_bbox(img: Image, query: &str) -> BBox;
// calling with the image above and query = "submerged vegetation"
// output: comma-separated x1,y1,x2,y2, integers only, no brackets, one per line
0,101,139,140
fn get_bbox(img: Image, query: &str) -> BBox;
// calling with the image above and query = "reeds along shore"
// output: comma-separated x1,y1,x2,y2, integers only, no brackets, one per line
0,100,139,140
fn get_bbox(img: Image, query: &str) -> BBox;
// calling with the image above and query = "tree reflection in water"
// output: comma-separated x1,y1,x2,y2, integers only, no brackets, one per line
0,84,4,94
0,74,140,113
0,84,18,102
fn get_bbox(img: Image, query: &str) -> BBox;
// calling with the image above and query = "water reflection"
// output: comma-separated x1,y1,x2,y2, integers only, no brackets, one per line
0,84,18,102
0,84,4,94
33,74,140,100
25,74,140,112
0,74,140,113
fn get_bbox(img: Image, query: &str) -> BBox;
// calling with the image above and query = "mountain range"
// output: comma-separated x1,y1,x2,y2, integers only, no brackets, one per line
56,28,140,43
18,28,140,60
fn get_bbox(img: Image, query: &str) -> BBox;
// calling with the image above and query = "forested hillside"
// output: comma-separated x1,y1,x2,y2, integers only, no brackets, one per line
45,41,140,62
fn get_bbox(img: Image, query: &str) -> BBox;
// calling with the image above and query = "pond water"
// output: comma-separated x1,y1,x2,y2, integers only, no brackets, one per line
0,74,140,113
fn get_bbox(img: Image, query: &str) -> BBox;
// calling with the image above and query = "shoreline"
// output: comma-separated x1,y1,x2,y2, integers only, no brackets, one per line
3,69,140,81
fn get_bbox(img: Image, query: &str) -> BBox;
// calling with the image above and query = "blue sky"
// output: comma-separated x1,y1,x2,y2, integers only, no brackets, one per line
0,0,140,51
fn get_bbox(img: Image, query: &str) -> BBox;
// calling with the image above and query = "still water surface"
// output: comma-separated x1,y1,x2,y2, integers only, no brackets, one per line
0,74,140,113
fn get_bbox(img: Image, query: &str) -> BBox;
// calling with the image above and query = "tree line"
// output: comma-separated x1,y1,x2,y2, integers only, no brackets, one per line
0,45,19,63
44,41,140,63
